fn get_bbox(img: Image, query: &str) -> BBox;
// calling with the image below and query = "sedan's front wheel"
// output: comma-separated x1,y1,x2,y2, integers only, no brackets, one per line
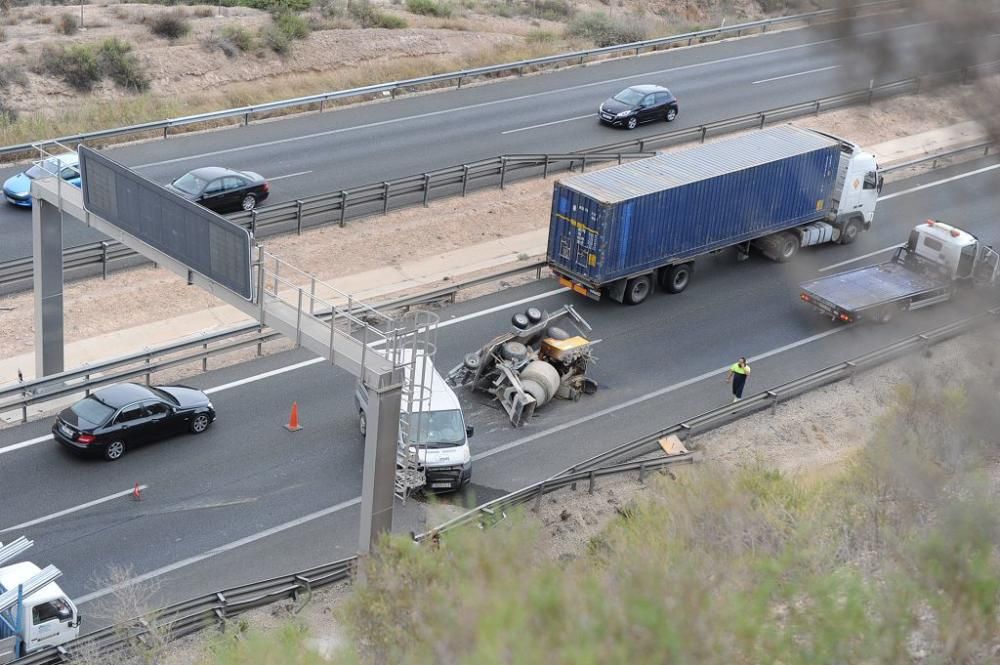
665,107,678,122
626,116,638,130
104,440,125,462
190,413,211,434
241,194,257,211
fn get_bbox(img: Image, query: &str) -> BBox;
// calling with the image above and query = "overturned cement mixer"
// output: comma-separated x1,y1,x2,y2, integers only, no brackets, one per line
445,304,598,427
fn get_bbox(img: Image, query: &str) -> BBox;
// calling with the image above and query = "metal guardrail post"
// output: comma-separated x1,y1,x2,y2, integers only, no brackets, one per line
457,76,463,89
243,112,250,126
638,462,647,483
542,156,550,178
461,165,470,196
295,200,303,235
814,100,821,115
257,323,264,356
100,241,110,280
758,113,766,129
580,155,588,173
533,482,545,511
588,470,596,494
144,356,151,385
422,174,431,207
700,126,707,143
382,182,391,214
250,209,258,236
846,360,857,385
309,277,316,315
500,158,508,190
295,289,304,348
339,191,348,227
767,390,779,416
202,343,208,372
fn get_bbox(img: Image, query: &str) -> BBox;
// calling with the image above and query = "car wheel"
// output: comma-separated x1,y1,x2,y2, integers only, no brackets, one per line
104,440,125,462
665,107,678,122
626,116,638,130
840,217,862,245
241,194,257,211
623,275,652,305
359,410,367,438
190,413,211,434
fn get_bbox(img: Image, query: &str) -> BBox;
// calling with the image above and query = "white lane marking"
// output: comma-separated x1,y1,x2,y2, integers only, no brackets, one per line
267,170,312,181
0,485,149,535
818,244,902,272
472,325,849,462
879,163,1000,201
75,495,361,605
0,433,54,456
501,114,594,135
131,21,931,169
752,65,839,84
76,324,846,600
204,357,322,395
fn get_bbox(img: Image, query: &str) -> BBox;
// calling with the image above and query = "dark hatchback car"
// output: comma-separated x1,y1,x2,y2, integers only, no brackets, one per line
165,166,269,213
598,84,679,130
52,383,216,461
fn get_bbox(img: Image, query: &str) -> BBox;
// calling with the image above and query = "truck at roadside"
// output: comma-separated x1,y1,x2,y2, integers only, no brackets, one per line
547,125,883,305
799,219,1000,324
0,538,81,664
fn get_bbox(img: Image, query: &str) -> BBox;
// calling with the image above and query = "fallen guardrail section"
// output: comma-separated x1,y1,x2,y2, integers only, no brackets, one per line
0,0,903,161
12,306,999,665
2,67,995,295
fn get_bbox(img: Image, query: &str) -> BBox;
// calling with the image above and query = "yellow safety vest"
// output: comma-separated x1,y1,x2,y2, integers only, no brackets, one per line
730,363,750,375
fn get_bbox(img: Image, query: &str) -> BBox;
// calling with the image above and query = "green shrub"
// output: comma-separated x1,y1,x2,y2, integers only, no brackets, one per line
261,24,292,54
406,0,452,18
0,26,6,42
148,12,191,40
0,62,28,90
98,38,151,92
529,0,573,20
222,24,256,51
193,6,214,17
567,12,646,47
0,99,17,126
274,11,310,39
40,43,102,91
55,12,78,35
350,0,406,28
524,29,555,44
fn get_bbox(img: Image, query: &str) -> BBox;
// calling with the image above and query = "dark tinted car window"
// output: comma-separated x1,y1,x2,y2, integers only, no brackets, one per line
654,93,670,105
222,176,244,191
115,405,144,424
612,88,644,106
145,401,171,416
204,179,225,194
70,397,115,425
172,173,206,195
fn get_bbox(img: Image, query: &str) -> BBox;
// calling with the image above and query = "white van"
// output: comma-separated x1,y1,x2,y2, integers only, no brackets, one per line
354,351,473,491
0,562,81,661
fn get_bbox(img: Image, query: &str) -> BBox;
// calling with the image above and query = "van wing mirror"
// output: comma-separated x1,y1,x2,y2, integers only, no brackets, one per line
466,425,475,438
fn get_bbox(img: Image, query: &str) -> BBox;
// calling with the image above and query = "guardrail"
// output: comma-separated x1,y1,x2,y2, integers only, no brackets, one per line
13,304,998,665
0,261,548,420
6,64,996,296
0,1,904,161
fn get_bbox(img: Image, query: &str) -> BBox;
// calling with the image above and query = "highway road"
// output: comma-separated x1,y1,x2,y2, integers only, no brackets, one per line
0,9,988,261
0,157,998,617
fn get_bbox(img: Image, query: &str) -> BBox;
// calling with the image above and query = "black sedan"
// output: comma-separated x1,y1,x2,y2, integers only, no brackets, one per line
598,84,679,130
165,166,269,213
52,383,216,461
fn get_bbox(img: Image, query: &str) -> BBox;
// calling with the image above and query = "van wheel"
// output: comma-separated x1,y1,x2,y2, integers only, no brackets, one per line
623,275,652,305
358,410,367,438
840,217,862,245
104,440,125,461
659,263,693,294
774,232,800,263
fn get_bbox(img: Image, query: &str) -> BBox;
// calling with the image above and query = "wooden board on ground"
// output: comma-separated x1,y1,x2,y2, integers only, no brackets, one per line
659,434,689,456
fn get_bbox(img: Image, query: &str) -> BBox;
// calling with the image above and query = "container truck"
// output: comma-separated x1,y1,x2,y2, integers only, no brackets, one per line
799,220,1000,324
547,125,883,305
0,539,81,663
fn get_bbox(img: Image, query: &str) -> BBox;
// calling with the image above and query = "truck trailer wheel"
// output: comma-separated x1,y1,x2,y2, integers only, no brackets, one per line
659,263,693,294
623,275,652,305
840,217,862,245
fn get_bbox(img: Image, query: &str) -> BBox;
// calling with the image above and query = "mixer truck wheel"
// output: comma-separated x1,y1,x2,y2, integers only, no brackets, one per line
659,264,693,294
840,217,862,245
623,275,652,305
520,360,562,405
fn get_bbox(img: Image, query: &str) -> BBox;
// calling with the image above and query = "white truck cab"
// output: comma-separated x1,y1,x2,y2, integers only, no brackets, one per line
833,138,881,229
905,219,994,281
0,561,81,662
355,351,473,492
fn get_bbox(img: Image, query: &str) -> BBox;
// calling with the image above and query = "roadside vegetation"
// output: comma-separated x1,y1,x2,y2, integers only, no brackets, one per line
171,360,1000,664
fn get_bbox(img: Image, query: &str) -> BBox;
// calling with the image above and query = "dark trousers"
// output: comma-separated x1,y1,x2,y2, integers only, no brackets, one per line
732,373,747,399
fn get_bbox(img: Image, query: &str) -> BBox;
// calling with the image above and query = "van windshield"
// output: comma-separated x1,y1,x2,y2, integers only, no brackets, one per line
408,409,465,447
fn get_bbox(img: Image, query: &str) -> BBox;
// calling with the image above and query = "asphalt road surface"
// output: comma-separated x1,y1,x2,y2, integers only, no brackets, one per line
0,10,982,260
1,157,998,617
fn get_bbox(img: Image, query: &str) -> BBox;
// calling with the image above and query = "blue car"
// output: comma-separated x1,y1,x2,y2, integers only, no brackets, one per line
2,152,81,207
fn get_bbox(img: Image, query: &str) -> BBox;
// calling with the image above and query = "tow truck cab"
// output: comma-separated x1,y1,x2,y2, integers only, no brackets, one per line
904,220,986,281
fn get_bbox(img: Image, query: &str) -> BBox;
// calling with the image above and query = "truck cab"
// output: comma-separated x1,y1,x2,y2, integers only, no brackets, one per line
902,220,997,283
0,562,81,660
354,351,473,492
831,138,881,232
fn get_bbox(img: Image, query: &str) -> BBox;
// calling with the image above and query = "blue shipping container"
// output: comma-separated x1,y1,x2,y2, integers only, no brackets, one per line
547,125,840,286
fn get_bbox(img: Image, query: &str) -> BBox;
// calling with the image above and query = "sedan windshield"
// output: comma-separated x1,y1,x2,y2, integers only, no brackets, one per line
70,397,115,425
408,409,465,448
24,158,69,180
612,88,645,106
171,173,206,195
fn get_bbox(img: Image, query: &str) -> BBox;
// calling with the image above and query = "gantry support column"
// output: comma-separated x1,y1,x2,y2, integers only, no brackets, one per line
32,196,64,378
359,367,404,555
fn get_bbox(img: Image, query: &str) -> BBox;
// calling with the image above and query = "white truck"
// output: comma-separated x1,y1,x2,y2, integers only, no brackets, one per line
0,539,81,663
799,220,1000,323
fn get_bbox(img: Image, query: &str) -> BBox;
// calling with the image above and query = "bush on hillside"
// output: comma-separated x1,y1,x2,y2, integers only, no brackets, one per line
148,12,192,40
40,43,102,91
566,11,647,47
349,0,407,28
98,38,151,92
55,13,78,35
406,0,452,18
0,62,28,90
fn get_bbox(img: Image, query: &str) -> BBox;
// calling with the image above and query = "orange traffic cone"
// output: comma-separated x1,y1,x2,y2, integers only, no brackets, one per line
284,401,302,432
131,482,142,501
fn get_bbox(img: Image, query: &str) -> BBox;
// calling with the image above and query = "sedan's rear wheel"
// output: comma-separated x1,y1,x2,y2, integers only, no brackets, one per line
190,413,211,434
626,116,638,130
104,440,125,461
241,194,257,211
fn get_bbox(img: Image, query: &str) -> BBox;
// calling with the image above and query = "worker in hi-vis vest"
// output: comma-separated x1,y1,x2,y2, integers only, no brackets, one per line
726,357,751,403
